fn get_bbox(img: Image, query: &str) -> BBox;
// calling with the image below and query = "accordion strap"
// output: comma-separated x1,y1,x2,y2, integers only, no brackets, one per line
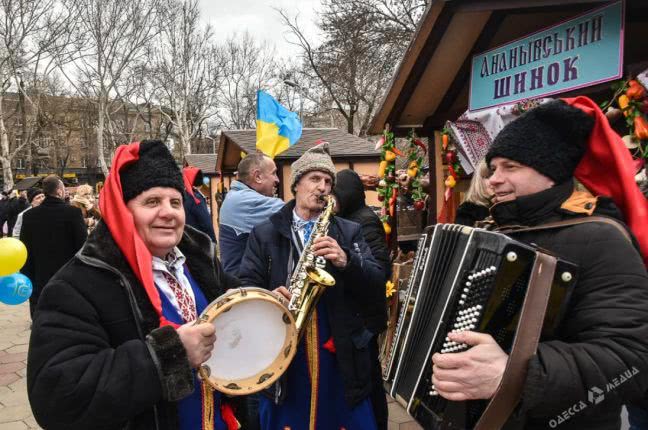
495,216,632,244
475,252,557,430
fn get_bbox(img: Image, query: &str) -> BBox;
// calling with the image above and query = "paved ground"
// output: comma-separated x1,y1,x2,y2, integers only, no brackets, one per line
1,301,629,430
387,396,423,429
0,302,40,430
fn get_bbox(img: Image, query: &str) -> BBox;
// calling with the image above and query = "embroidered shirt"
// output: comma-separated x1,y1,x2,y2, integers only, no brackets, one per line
152,247,197,321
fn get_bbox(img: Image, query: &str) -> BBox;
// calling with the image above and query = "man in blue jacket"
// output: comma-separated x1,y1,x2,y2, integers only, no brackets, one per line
239,142,386,429
219,153,284,274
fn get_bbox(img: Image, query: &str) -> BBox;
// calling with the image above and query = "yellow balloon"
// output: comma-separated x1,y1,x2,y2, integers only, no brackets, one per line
0,238,28,276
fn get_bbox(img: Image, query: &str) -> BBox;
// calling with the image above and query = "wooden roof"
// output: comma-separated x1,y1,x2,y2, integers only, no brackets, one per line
218,128,379,172
369,0,648,136
184,154,218,175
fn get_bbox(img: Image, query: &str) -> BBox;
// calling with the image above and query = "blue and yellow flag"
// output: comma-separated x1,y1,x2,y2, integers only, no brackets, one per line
256,90,302,158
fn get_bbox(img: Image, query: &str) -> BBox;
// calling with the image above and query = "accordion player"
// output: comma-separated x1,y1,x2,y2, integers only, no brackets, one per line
383,223,578,429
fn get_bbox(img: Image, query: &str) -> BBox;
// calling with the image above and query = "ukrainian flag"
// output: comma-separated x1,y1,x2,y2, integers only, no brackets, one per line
256,90,302,158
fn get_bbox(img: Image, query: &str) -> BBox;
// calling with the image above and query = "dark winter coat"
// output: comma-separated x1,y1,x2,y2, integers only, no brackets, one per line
6,196,28,235
454,201,490,227
490,181,648,430
183,189,216,242
0,197,9,235
27,221,240,430
238,199,386,407
19,196,87,303
333,169,389,333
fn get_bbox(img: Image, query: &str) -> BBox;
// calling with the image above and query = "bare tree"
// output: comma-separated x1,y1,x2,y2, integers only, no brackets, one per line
215,32,278,130
0,0,76,190
148,0,223,156
326,0,428,45
277,0,427,136
59,0,162,176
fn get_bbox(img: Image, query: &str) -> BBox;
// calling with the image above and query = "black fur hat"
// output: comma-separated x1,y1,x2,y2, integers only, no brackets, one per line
485,100,595,184
120,140,184,202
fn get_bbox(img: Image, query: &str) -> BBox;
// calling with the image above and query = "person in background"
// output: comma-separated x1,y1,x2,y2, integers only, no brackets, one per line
20,175,87,317
0,190,9,236
12,188,45,239
219,153,284,275
5,190,28,236
70,184,101,233
27,140,242,429
182,166,216,242
454,159,493,226
333,168,389,430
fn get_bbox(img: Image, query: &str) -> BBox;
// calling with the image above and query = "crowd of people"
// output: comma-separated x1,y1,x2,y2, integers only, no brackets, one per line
7,96,647,430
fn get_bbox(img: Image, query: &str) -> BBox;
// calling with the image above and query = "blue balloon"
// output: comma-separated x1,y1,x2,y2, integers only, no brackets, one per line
202,176,210,186
0,273,33,305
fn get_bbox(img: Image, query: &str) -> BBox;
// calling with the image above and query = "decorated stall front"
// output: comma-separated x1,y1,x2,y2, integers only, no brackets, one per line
368,0,648,428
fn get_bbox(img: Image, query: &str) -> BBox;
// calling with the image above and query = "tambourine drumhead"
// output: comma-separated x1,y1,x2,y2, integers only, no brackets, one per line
198,287,297,396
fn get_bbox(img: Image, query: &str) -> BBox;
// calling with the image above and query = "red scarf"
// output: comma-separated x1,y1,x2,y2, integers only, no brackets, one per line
564,96,648,265
183,166,201,205
99,142,178,328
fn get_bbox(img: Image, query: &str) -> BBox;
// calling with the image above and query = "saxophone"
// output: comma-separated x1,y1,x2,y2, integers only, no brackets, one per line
287,194,336,337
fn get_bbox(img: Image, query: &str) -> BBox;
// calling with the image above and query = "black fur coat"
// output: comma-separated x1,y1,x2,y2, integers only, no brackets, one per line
27,221,239,430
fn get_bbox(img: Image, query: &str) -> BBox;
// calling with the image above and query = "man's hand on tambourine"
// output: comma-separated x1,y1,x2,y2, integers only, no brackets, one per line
273,286,292,305
177,322,216,368
431,331,508,401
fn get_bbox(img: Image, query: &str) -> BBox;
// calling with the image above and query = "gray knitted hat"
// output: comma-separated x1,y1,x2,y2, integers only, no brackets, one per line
290,142,337,193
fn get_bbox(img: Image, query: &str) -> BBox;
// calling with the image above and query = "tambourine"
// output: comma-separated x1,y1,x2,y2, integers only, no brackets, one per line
196,287,298,396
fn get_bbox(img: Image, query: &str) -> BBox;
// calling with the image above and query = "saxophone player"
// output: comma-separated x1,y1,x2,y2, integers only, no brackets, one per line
239,142,387,429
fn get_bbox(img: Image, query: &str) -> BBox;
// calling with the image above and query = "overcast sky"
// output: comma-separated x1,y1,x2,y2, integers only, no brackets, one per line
197,0,321,57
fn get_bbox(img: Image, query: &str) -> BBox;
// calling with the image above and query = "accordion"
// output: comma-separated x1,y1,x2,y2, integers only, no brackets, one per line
382,224,578,429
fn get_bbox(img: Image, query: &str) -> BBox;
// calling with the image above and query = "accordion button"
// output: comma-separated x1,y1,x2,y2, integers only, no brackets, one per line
459,300,465,305
465,281,472,287
507,251,518,262
561,272,573,282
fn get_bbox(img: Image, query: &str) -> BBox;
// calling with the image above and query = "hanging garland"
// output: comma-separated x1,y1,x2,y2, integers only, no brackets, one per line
376,127,430,241
400,130,427,211
602,77,648,161
376,126,400,240
439,129,465,201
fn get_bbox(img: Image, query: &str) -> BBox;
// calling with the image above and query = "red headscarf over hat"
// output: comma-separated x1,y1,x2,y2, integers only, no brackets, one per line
565,96,648,265
99,142,178,328
182,166,201,205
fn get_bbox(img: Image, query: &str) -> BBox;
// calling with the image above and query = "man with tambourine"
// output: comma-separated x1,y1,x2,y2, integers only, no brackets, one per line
27,140,242,429
238,142,387,429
